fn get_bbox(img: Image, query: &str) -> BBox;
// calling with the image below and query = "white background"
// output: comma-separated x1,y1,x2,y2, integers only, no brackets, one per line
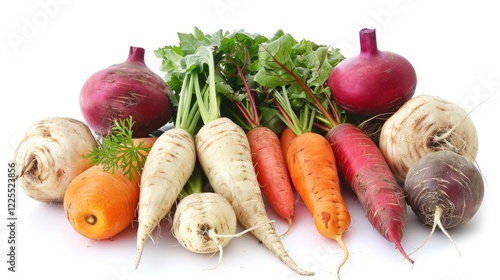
1,1,498,280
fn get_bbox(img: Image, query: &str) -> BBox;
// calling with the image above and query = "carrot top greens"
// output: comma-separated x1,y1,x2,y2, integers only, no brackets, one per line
85,116,151,181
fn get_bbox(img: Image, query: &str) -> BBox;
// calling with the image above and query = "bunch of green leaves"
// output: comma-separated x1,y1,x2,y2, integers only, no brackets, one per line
85,116,151,181
154,27,347,133
251,30,345,114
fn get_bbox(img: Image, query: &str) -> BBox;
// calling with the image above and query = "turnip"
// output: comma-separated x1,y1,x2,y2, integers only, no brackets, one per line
14,117,98,202
80,46,174,138
327,28,417,117
172,192,236,268
173,192,275,269
404,150,484,253
379,95,478,183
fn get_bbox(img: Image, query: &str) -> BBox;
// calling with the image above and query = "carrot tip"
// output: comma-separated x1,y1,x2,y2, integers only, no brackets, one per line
279,218,293,238
334,236,349,280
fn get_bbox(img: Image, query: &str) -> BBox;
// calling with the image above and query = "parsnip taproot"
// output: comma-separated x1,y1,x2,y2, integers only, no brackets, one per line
135,70,201,268
135,128,196,268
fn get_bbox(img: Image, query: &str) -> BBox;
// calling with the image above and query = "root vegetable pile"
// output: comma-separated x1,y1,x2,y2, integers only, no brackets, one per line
11,26,487,279
65,119,156,240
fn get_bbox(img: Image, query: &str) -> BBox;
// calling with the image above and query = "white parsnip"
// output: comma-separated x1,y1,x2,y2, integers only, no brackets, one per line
14,117,97,202
379,95,479,183
196,117,314,276
135,128,196,268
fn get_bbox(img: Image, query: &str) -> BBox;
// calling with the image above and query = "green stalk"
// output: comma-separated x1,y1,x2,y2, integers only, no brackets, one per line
273,86,315,136
193,46,220,125
175,73,201,135
178,161,206,200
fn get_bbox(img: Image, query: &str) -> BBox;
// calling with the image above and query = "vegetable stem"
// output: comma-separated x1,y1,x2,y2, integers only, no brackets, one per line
273,86,315,136
359,28,380,57
127,46,147,65
226,53,260,127
178,162,206,200
86,215,97,225
194,46,220,125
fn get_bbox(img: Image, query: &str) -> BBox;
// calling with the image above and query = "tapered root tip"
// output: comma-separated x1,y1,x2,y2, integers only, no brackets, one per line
335,237,349,280
135,241,145,269
389,232,414,264
296,267,315,276
279,218,293,237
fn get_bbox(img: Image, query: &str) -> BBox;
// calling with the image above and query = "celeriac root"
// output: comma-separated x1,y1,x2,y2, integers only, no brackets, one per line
14,117,97,202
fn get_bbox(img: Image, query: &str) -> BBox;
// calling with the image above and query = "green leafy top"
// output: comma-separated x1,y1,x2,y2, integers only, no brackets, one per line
253,31,350,133
155,28,228,126
85,116,151,181
154,27,346,134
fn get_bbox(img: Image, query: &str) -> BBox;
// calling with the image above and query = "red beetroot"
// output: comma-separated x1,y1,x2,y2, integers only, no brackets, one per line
80,46,174,138
327,28,417,117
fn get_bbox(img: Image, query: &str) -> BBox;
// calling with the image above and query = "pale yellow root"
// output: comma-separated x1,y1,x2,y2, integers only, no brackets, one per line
134,128,196,269
196,117,314,276
335,237,349,280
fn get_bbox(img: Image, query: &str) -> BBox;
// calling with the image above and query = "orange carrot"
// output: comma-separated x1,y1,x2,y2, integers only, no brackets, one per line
287,132,350,277
64,165,140,240
273,87,350,279
64,136,155,240
279,126,297,169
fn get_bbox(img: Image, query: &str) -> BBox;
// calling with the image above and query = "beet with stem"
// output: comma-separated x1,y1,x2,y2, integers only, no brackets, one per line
80,46,174,138
327,28,417,117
